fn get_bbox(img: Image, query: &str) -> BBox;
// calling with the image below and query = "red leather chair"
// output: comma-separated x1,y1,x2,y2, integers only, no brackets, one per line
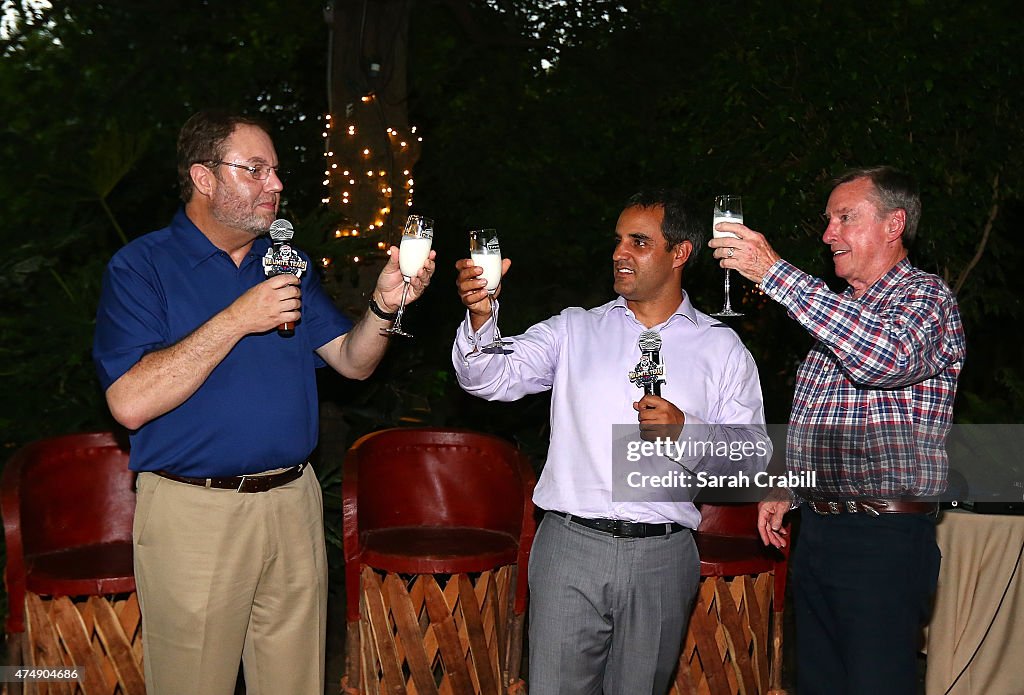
672,503,790,695
1,431,144,694
341,427,536,695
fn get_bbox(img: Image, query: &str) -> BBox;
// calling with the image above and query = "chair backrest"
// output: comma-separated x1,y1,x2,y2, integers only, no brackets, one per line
696,502,762,539
1,431,135,632
345,428,530,534
341,427,536,620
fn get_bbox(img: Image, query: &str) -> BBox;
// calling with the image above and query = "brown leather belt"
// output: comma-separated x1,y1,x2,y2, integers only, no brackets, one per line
803,496,937,517
154,463,306,493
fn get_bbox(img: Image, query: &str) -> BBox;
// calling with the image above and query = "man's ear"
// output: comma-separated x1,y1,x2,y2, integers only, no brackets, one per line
887,208,907,242
673,240,693,269
190,163,216,199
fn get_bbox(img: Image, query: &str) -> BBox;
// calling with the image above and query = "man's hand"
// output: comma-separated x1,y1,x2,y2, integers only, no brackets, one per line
455,257,511,332
375,245,437,311
227,274,302,335
757,495,792,549
707,221,782,285
632,394,685,442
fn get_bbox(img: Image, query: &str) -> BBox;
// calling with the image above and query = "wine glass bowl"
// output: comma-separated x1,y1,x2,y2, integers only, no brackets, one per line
382,214,433,338
469,228,513,355
711,195,743,318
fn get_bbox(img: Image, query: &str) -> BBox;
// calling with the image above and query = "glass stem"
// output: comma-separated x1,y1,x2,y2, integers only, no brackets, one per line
392,280,411,330
723,269,733,311
489,294,502,343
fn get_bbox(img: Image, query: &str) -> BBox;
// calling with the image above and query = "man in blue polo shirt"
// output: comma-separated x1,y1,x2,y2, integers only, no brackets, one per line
92,110,434,695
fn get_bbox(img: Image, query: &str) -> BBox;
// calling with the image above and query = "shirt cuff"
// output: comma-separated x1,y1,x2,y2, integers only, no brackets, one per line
455,310,495,366
759,259,811,309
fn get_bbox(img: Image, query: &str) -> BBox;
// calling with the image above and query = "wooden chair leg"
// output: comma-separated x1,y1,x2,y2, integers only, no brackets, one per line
342,619,361,693
3,632,25,695
767,608,787,695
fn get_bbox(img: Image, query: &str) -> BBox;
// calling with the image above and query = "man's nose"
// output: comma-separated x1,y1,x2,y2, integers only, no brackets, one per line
821,220,838,244
265,169,284,193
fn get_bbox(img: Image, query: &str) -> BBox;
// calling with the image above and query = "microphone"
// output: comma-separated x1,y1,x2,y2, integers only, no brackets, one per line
261,219,308,337
628,329,665,396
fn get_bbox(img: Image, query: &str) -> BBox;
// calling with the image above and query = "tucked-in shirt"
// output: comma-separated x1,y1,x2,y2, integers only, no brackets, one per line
452,294,767,529
93,208,353,476
760,258,966,497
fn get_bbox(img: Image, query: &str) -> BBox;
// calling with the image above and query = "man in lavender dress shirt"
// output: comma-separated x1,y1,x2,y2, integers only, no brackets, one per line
452,189,767,694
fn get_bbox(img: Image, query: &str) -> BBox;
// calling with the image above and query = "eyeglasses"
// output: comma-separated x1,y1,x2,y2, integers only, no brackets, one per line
205,161,286,181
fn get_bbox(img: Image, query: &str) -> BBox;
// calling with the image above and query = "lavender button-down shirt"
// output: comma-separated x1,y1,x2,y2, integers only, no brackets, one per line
452,294,766,529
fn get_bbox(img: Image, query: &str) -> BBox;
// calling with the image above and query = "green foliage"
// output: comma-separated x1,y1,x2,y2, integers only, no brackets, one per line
1,0,1022,468
408,0,1024,424
0,0,1021,632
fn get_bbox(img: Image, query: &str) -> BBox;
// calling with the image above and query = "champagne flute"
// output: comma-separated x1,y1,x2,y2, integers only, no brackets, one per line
711,195,743,318
382,214,433,338
469,228,513,354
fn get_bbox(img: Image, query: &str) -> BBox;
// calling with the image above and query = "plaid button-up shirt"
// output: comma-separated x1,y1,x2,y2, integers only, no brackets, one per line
761,258,966,497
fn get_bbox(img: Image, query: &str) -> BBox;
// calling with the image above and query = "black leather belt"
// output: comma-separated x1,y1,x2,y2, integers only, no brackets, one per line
154,463,306,493
549,510,685,538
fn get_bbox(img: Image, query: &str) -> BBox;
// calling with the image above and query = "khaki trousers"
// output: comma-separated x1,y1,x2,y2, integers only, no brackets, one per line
133,466,327,695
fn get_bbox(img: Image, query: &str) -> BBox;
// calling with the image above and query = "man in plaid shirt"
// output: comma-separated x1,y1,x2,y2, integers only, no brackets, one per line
709,166,966,695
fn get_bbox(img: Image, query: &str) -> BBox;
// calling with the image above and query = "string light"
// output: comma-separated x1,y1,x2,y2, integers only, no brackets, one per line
320,112,423,268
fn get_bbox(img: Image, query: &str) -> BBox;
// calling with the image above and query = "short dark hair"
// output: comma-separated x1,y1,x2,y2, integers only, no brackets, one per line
624,188,704,267
834,166,921,246
176,110,271,203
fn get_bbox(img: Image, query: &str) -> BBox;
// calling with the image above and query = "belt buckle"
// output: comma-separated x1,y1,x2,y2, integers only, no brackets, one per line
236,475,251,493
610,520,627,538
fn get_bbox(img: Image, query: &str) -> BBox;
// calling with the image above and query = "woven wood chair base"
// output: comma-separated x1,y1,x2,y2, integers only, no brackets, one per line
347,564,524,695
671,572,780,695
21,592,145,695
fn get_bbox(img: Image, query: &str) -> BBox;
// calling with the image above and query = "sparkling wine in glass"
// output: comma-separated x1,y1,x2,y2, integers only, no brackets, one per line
382,215,433,338
469,228,513,354
711,195,743,318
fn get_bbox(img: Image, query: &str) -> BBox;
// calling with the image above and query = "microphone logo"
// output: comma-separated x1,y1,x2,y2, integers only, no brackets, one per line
629,329,665,395
262,219,308,279
262,219,308,337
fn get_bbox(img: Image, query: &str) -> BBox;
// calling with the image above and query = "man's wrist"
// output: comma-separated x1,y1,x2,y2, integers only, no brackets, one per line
368,296,398,321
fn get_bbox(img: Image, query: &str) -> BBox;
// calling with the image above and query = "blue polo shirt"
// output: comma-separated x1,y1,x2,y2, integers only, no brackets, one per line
93,208,354,476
